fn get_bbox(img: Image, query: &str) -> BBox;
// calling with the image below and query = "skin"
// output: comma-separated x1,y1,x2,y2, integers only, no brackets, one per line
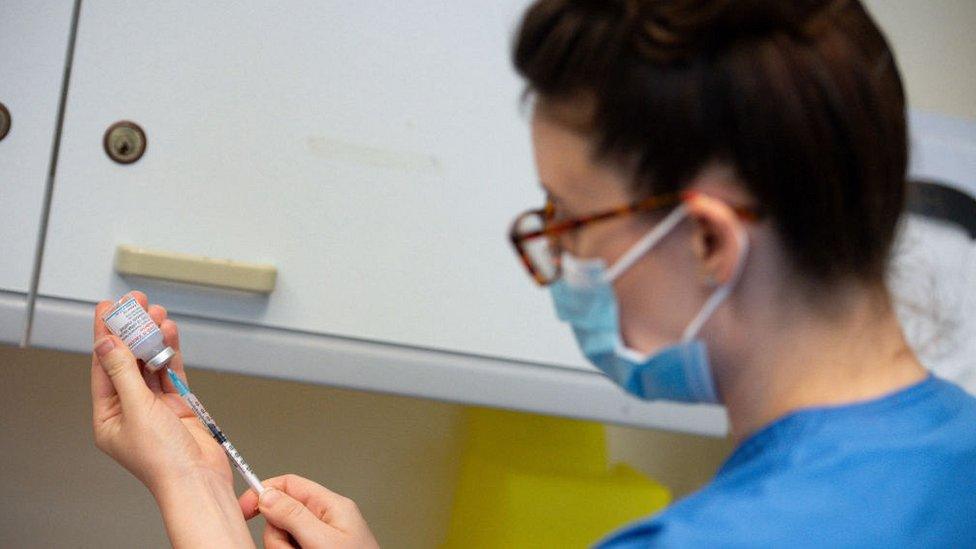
531,97,928,442
92,291,377,548
91,96,927,545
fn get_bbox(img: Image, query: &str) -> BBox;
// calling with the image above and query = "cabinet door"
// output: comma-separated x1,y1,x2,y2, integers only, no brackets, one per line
0,1,76,342
40,2,588,368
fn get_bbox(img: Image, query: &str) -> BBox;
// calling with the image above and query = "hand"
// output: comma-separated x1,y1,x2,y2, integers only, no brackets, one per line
92,291,253,548
91,291,230,492
239,474,379,549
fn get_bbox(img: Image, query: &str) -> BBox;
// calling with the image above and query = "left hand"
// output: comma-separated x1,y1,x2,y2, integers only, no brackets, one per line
238,474,379,549
91,291,232,495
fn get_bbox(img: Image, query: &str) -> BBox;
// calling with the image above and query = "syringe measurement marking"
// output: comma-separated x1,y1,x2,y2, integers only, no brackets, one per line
167,369,264,494
186,394,258,480
185,393,226,441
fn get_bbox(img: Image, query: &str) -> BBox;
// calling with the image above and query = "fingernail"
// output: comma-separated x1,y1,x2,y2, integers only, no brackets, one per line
94,337,115,358
260,488,281,506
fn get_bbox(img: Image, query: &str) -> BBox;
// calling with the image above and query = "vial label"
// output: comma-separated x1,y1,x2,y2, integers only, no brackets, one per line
103,295,159,351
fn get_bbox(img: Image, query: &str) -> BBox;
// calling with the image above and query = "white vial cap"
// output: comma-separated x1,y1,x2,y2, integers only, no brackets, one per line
145,346,176,372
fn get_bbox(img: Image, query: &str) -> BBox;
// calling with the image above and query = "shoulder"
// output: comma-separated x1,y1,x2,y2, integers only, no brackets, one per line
599,458,976,547
594,482,827,548
597,379,976,548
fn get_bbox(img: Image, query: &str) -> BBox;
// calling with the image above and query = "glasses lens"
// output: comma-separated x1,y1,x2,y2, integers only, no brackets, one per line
515,211,559,283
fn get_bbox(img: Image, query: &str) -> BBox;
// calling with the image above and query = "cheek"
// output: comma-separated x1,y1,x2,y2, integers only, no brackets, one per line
613,234,703,349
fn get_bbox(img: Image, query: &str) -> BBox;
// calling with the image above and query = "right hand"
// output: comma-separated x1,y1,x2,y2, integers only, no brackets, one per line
93,291,254,548
239,474,379,549
91,291,234,494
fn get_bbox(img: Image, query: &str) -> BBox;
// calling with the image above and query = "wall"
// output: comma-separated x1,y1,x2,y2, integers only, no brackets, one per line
864,0,976,121
2,1,973,547
0,344,730,548
0,344,463,548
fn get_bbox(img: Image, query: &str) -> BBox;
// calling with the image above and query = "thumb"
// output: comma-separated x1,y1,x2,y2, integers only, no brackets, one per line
259,488,337,547
94,336,153,411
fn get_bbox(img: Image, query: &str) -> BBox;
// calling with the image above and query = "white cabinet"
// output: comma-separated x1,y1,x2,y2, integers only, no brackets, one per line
29,2,729,434
40,1,573,366
21,3,973,432
0,1,76,342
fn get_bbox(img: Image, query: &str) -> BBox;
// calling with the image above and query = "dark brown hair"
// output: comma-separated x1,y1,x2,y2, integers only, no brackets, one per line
513,0,907,285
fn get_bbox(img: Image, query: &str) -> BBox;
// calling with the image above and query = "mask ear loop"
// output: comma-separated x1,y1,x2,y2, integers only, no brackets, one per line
604,205,689,282
681,225,750,342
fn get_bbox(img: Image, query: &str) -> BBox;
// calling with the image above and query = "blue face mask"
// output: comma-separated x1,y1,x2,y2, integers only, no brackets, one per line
549,205,748,404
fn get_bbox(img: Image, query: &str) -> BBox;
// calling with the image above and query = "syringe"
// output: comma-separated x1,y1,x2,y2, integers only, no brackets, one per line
165,368,265,495
100,294,265,494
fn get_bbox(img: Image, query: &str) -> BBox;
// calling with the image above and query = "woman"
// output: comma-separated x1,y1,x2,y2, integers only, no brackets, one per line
91,0,976,546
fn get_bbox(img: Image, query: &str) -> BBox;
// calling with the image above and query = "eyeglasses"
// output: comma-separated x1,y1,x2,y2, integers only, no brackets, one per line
508,190,759,286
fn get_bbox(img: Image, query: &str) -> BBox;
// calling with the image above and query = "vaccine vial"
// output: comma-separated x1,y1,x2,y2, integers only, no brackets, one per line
101,294,176,372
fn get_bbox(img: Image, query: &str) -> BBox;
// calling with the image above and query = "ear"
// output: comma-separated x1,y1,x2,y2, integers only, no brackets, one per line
684,191,746,287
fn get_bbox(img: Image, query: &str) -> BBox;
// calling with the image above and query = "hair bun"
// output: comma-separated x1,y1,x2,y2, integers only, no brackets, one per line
625,0,835,62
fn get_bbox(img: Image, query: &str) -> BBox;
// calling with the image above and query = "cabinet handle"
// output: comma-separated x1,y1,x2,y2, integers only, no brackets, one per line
114,245,277,294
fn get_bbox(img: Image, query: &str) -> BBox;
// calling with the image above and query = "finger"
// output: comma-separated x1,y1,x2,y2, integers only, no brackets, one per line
130,290,149,310
159,392,194,420
160,318,181,352
260,474,364,532
148,304,168,326
240,476,350,519
144,366,163,394
93,335,153,412
92,302,121,422
258,488,340,548
94,293,159,400
91,359,116,425
93,300,115,342
157,319,188,395
94,292,148,342
91,300,122,413
263,523,296,549
239,487,261,520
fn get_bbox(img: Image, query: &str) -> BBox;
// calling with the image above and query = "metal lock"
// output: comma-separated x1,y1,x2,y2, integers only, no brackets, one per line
0,102,10,142
104,121,146,164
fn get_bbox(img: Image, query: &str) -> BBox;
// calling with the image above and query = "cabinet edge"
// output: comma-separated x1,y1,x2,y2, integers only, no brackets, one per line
22,294,729,436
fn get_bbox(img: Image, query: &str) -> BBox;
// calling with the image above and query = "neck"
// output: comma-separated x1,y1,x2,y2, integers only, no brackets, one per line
715,281,928,444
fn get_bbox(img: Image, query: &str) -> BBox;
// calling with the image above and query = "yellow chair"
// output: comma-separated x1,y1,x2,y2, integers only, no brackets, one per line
443,408,671,548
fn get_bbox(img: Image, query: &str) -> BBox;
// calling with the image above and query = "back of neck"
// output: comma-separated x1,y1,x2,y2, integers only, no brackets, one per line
719,284,928,444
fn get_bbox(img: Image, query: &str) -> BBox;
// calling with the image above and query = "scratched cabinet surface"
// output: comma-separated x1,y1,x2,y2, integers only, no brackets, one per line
38,2,597,370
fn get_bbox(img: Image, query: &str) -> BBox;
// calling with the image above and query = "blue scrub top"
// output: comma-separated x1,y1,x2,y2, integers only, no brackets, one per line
598,374,976,547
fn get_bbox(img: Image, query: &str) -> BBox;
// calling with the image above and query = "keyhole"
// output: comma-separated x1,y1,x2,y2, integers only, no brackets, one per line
0,102,10,142
104,121,146,164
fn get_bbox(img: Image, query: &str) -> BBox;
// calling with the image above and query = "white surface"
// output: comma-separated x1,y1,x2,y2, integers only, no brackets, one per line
40,1,593,371
0,1,74,292
908,111,976,195
892,112,976,394
863,0,976,120
25,293,729,435
0,292,26,345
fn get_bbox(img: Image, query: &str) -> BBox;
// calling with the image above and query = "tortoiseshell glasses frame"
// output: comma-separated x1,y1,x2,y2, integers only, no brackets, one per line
508,190,759,286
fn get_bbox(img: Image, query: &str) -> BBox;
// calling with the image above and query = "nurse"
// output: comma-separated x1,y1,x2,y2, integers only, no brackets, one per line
91,0,976,547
